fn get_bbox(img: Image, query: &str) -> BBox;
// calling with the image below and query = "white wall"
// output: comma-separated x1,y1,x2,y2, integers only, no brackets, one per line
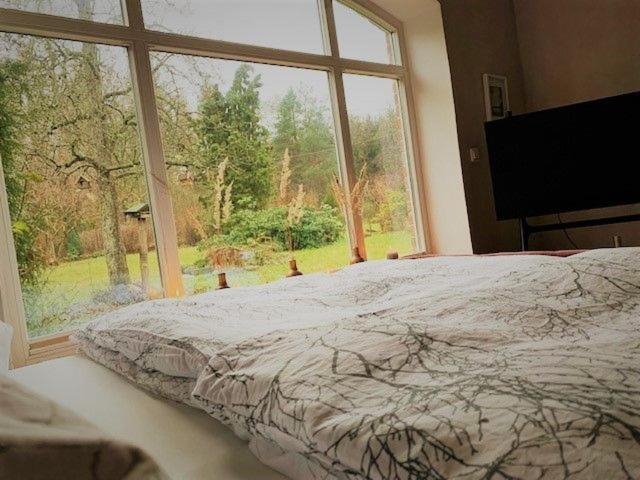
373,0,473,254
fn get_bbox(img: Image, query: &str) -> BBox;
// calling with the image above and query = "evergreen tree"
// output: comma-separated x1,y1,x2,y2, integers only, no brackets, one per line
273,88,336,205
0,60,24,218
0,60,44,285
196,65,274,212
351,116,383,176
274,88,302,161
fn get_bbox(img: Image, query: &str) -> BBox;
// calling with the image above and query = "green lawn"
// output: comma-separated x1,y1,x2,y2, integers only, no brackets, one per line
25,230,414,336
45,230,413,293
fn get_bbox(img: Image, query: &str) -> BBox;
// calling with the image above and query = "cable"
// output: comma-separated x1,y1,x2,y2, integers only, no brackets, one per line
556,213,579,249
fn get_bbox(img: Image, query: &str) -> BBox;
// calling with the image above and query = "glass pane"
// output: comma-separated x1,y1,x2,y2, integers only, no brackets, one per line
151,52,347,293
141,0,325,54
333,0,394,64
0,0,124,24
343,74,417,259
0,33,162,338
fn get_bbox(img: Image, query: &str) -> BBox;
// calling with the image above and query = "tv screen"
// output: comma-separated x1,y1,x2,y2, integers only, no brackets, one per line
485,91,640,220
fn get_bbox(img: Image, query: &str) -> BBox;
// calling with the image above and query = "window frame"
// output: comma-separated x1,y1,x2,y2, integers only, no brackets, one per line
0,0,430,367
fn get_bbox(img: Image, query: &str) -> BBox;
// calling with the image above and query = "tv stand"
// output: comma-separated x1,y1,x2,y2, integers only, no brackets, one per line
519,213,640,251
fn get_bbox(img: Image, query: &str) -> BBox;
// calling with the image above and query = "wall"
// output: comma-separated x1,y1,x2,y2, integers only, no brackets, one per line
439,0,525,252
442,0,640,252
374,0,473,254
515,0,640,112
513,0,640,250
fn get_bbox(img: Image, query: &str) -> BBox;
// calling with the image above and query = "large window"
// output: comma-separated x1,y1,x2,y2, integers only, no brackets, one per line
151,53,347,291
344,74,417,258
0,33,161,338
0,0,426,365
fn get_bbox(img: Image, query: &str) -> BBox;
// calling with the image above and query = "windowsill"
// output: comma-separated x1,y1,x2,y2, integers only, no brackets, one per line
26,332,78,366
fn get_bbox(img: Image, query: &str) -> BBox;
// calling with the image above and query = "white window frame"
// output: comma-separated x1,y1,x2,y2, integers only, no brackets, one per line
0,0,430,367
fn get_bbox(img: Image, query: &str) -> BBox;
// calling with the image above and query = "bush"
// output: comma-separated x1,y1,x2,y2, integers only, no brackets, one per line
366,188,410,233
78,223,155,258
224,204,343,251
66,229,83,260
12,219,44,286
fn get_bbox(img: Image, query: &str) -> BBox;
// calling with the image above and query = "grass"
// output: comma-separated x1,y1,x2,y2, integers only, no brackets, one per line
24,230,414,336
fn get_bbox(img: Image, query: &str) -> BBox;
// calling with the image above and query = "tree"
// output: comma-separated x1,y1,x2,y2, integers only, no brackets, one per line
196,65,274,213
274,89,302,161
349,108,410,233
0,11,142,285
0,59,45,285
273,88,336,205
0,60,25,219
350,116,383,176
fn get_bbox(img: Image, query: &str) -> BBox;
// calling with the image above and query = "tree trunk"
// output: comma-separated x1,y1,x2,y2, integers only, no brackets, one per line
97,171,130,285
137,218,149,292
76,0,131,286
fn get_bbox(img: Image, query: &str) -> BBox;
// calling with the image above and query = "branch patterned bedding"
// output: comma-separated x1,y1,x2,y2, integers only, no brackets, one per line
76,248,640,479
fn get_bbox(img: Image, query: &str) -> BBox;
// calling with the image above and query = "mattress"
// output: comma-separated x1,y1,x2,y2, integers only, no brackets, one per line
52,249,640,478
9,355,286,480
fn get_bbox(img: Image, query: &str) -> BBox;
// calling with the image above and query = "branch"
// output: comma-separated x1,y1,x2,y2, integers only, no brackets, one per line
166,161,195,168
115,170,140,180
48,114,93,134
103,88,131,101
69,142,99,170
101,54,170,102
105,163,136,173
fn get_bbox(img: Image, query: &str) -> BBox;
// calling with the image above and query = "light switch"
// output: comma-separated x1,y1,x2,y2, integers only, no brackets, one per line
469,147,481,163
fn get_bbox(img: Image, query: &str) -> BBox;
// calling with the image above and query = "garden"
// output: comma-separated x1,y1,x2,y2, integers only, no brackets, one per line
0,29,417,338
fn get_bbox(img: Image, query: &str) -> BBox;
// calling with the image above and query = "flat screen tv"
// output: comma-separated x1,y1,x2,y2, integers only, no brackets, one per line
485,91,640,220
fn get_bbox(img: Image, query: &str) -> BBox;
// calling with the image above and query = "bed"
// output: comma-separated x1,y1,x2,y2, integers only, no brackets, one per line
9,355,286,480
11,248,640,479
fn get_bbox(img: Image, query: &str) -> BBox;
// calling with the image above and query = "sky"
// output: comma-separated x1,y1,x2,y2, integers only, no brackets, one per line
140,0,398,120
0,0,394,65
0,0,400,121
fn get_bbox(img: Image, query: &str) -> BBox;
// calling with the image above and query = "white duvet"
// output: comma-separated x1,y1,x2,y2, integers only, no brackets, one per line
76,249,640,479
76,253,526,383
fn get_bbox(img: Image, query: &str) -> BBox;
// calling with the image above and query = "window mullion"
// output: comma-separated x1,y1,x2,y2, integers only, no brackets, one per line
328,70,366,259
0,156,29,368
321,0,340,60
394,26,430,253
318,0,337,58
122,0,144,30
128,40,184,297
323,0,366,259
396,77,428,253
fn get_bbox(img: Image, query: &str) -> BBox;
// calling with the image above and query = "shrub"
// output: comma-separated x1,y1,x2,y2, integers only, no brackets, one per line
78,223,155,258
207,245,243,268
370,189,410,233
65,229,83,260
12,219,44,286
224,204,343,251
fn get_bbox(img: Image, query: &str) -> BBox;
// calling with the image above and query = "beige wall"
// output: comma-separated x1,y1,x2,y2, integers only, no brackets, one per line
515,0,640,111
440,0,525,252
375,0,473,254
442,0,640,252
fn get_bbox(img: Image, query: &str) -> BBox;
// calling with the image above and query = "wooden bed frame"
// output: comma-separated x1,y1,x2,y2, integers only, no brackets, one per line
402,249,586,260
